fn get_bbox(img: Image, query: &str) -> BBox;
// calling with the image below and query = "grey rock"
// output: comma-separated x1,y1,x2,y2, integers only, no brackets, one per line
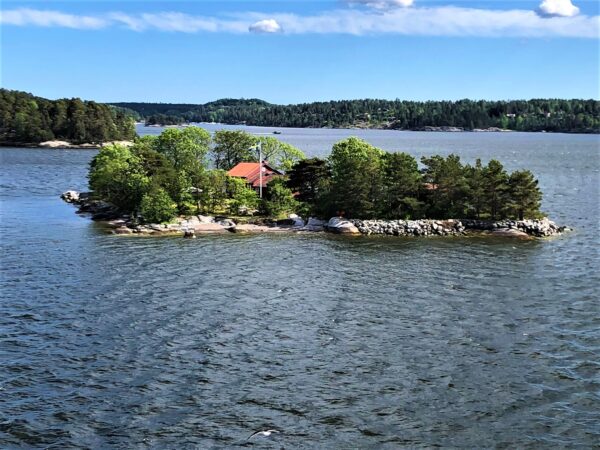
61,190,80,203
326,217,360,235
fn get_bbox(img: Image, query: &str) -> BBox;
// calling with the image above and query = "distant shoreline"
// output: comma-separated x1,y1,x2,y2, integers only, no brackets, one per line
0,140,134,150
0,125,597,150
150,122,598,135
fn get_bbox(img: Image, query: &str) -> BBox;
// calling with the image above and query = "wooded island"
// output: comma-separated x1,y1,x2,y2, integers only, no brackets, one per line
86,127,543,225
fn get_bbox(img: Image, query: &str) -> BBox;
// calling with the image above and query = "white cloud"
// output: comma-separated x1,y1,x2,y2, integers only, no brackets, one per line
0,6,598,39
538,0,580,17
108,12,247,33
0,8,107,29
348,0,414,9
249,19,282,33
260,7,598,38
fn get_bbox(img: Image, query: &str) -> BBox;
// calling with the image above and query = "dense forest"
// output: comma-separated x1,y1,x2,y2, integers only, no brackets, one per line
0,89,136,145
113,98,600,133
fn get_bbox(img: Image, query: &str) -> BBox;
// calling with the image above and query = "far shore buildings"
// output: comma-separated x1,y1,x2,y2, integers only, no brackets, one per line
227,161,282,194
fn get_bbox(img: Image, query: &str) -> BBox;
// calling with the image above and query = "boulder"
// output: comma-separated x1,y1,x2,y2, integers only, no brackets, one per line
233,224,292,233
112,226,133,235
106,218,127,228
304,217,325,232
216,218,236,229
293,218,305,227
61,190,80,203
194,223,229,233
41,140,72,148
326,217,360,235
289,214,305,227
197,215,215,224
491,228,531,239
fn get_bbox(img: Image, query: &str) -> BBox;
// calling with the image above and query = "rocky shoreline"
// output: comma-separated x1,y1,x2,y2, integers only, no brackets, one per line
349,218,569,238
61,191,570,239
2,140,134,149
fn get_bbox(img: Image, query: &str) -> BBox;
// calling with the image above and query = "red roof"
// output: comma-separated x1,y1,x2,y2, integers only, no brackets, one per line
227,162,282,188
228,162,263,178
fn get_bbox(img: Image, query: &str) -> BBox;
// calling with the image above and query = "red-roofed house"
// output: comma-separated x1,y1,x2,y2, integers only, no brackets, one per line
227,161,283,194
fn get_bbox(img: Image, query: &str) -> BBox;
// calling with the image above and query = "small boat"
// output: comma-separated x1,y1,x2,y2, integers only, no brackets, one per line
272,130,282,135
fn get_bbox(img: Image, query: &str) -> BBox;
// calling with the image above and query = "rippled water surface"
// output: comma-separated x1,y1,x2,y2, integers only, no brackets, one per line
1,127,599,448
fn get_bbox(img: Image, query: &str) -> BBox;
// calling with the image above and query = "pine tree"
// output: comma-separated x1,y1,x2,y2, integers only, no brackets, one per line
507,170,542,220
483,159,509,220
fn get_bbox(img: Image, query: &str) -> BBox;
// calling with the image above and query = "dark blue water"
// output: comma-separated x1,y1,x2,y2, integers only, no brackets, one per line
1,129,599,448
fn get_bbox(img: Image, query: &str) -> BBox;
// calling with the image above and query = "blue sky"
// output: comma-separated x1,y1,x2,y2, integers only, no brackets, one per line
1,0,598,104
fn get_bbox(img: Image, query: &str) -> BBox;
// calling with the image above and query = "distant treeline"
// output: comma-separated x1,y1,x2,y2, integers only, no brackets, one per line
112,98,600,133
145,114,185,126
0,89,136,145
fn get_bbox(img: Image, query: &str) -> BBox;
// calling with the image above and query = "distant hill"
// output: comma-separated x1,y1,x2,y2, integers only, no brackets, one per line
111,98,600,133
0,89,136,145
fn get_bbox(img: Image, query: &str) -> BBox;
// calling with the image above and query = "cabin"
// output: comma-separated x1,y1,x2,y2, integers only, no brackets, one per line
227,161,282,193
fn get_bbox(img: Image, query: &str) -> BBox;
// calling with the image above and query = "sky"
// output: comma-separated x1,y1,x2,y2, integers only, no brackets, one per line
1,0,599,104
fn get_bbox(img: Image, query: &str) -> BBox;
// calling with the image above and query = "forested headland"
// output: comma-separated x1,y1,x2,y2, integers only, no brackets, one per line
112,98,600,133
0,89,136,145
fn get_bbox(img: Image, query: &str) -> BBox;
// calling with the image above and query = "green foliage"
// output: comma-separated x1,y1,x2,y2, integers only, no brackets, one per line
483,159,510,220
212,130,257,170
464,159,486,219
112,98,600,134
145,114,185,126
288,140,544,221
329,137,384,218
420,154,470,218
87,128,545,223
507,170,543,220
140,186,178,223
89,144,150,213
257,137,306,172
381,152,422,219
286,158,332,208
0,89,136,144
261,178,298,217
227,177,260,215
153,127,210,175
198,170,229,213
151,127,211,211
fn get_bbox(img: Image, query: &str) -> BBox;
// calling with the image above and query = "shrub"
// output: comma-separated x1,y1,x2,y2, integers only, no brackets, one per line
262,178,299,217
140,187,177,223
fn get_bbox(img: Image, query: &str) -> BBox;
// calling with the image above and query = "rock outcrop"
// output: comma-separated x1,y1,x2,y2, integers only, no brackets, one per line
304,217,326,232
40,140,133,149
60,190,80,203
326,217,361,235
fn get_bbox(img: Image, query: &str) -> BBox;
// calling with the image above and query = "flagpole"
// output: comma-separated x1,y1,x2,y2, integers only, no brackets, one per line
258,140,263,199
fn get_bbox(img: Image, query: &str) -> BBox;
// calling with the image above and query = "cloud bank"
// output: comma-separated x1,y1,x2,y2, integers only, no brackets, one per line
1,5,598,39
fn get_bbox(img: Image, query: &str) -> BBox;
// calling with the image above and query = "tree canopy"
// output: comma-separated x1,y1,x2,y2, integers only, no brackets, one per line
287,137,544,221
112,98,600,134
88,128,544,224
0,89,136,144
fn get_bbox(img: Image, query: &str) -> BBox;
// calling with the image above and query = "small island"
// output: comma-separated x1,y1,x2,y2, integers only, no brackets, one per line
61,127,569,239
